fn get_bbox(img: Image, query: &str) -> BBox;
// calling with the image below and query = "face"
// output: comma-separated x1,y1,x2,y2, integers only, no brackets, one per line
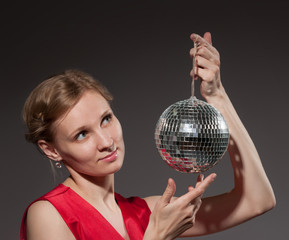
50,90,125,177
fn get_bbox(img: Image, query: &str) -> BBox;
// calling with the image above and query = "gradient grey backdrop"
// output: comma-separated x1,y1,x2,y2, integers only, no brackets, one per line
1,1,288,239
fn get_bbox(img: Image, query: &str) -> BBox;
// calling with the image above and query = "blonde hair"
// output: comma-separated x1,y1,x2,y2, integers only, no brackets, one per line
23,69,113,144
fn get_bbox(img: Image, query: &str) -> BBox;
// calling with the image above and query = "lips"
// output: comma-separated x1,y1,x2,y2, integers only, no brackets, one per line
99,149,118,162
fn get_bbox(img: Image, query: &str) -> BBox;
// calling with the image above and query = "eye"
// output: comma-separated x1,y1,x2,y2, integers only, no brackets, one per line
76,131,87,141
102,113,112,126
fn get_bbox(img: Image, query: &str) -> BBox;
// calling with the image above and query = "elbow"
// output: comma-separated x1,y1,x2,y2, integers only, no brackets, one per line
264,189,277,212
252,192,276,217
264,194,276,212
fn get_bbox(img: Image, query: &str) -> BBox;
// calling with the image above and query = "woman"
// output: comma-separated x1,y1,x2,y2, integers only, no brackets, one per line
20,32,275,240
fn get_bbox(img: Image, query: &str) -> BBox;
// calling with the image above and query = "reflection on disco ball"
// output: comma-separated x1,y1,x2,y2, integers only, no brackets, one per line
155,96,229,173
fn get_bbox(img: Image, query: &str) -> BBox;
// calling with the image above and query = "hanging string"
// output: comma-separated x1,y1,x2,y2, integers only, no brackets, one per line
191,39,199,97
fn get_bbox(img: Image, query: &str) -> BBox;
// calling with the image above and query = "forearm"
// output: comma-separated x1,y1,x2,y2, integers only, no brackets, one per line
206,85,276,213
179,86,275,237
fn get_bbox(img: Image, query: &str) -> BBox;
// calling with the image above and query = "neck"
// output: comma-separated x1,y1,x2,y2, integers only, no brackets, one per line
63,170,116,207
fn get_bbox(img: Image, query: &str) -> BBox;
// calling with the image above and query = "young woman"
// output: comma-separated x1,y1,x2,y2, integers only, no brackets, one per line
20,32,275,240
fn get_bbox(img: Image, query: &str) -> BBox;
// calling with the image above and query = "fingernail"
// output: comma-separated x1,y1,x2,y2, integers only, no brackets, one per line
212,173,217,180
190,33,196,40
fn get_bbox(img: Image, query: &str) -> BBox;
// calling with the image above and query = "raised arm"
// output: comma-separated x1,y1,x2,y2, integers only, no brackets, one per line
144,32,275,239
180,32,276,237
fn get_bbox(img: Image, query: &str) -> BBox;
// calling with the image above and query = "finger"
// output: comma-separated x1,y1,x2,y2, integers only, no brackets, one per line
190,33,209,46
160,178,176,204
188,174,205,192
192,196,202,212
188,185,194,191
196,46,220,65
195,174,205,198
188,174,204,191
189,69,197,79
196,62,220,83
190,33,218,56
188,175,204,206
195,56,220,78
189,47,197,58
203,32,212,45
196,174,204,188
190,58,199,80
190,193,202,207
179,173,216,204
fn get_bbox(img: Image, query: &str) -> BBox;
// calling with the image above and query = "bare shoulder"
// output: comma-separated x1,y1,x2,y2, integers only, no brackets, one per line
143,196,161,211
26,200,75,240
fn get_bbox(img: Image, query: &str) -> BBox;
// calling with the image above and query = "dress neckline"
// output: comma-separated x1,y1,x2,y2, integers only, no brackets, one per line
58,184,129,240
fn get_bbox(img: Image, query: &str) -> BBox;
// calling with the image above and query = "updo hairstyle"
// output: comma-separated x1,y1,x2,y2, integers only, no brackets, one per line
23,69,113,145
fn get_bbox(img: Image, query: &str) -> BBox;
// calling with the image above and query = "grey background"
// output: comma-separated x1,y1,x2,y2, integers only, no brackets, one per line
1,1,288,239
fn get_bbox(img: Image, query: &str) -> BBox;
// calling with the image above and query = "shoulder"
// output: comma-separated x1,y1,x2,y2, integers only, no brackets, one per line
143,196,161,212
27,200,59,220
26,200,75,239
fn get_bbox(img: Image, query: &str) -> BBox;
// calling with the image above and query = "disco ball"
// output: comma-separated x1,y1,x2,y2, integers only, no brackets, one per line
155,96,229,173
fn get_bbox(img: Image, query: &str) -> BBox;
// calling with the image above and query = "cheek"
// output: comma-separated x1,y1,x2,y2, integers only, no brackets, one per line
114,122,124,145
58,141,97,163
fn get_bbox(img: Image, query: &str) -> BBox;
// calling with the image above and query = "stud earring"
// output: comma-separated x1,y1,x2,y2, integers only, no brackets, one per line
55,161,62,169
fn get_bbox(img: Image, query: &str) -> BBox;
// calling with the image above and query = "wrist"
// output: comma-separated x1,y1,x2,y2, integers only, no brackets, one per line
143,219,170,240
204,85,230,111
143,221,160,240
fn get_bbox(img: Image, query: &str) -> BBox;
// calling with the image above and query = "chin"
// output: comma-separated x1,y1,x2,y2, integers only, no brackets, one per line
106,157,124,175
114,159,124,173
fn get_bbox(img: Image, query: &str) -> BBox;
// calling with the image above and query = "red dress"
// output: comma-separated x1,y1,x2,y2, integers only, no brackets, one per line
20,184,151,240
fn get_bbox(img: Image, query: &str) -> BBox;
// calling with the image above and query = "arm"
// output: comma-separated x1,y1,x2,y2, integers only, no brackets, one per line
182,32,276,236
26,201,75,240
144,32,275,239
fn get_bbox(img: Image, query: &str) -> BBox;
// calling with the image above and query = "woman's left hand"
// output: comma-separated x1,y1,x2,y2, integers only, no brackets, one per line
190,32,223,100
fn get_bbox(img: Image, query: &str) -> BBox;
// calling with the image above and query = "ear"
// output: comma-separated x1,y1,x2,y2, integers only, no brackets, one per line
38,140,63,162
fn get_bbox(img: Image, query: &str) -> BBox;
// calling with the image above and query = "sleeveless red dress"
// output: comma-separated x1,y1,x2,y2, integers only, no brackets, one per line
20,184,151,240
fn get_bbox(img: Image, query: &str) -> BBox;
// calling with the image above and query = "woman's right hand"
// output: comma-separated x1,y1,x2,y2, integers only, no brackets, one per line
144,173,216,240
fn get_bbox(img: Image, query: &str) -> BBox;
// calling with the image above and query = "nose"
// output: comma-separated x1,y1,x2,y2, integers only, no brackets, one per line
96,130,114,152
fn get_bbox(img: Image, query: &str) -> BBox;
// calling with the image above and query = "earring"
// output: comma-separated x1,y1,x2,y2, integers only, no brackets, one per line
55,161,62,169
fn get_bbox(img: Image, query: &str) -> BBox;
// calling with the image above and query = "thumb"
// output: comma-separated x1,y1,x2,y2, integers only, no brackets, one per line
160,178,176,204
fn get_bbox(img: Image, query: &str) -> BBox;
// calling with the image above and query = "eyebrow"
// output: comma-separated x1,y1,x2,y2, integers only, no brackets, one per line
68,109,112,139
